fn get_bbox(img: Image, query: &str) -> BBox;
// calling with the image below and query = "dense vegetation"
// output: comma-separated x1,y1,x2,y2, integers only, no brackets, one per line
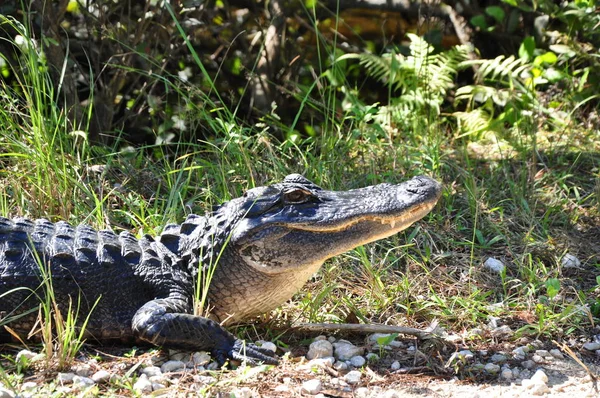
0,0,598,395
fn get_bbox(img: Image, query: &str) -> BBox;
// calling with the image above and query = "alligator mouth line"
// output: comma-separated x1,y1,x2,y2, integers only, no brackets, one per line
287,200,438,233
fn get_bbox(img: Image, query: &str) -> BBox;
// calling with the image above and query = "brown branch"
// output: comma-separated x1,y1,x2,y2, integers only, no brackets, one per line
249,0,286,113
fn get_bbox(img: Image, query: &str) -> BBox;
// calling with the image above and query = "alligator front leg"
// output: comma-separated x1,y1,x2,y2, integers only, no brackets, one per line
132,299,278,365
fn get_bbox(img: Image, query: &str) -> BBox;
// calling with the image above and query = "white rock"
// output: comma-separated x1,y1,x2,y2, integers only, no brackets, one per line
152,382,166,391
535,349,550,358
301,379,322,395
382,390,402,398
230,387,256,398
57,372,76,384
192,352,211,366
141,366,163,377
73,376,95,388
307,340,334,359
354,387,370,398
304,357,335,368
350,356,366,367
490,353,507,363
344,370,362,385
0,387,15,398
522,377,550,395
332,342,363,360
168,350,188,362
333,361,348,371
388,340,405,348
549,349,564,359
160,360,185,373
73,364,92,377
390,361,401,370
484,363,501,374
501,368,513,380
133,374,153,394
530,369,549,384
15,350,37,363
561,253,581,268
490,325,513,338
583,342,600,351
532,354,544,363
484,257,505,273
20,382,37,392
260,342,277,353
521,360,535,369
512,346,529,359
314,335,327,341
91,370,112,383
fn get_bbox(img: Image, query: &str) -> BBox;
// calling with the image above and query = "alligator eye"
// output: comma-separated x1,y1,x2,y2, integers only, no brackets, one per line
283,189,311,204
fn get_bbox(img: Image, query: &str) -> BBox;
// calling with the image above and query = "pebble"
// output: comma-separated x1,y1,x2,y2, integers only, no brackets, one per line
484,363,501,374
230,387,256,398
355,387,370,398
521,360,535,369
192,352,211,366
332,342,364,360
490,353,507,363
561,253,581,268
260,341,277,353
512,346,529,359
73,364,92,377
459,350,475,360
0,387,15,398
91,370,112,383
501,368,513,380
161,360,186,373
307,340,334,359
390,361,401,370
530,369,549,383
302,379,322,395
57,372,76,384
549,348,564,359
333,361,348,371
583,342,600,351
532,354,544,363
142,366,163,377
133,374,153,394
152,382,167,391
344,370,362,385
72,375,95,388
490,325,513,338
20,382,37,393
350,356,366,367
15,350,37,364
483,257,505,273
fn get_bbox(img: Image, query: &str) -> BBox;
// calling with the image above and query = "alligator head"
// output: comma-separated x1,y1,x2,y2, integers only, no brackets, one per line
203,174,442,323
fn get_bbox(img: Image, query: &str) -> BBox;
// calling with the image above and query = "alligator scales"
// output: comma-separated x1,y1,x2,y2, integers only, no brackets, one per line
0,174,442,364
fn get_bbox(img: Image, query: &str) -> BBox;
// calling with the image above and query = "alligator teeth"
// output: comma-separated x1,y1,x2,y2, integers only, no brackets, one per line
390,220,395,228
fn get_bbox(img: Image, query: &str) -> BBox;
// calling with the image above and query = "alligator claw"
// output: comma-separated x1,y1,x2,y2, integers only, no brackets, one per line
225,339,279,366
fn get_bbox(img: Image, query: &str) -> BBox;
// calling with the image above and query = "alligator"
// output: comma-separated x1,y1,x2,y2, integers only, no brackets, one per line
0,174,442,365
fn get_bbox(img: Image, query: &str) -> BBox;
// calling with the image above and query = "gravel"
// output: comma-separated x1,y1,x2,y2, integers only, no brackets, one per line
2,334,599,397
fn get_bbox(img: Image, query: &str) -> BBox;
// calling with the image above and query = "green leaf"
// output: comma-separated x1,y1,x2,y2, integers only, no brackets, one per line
519,36,535,61
305,0,317,8
470,15,488,29
534,52,558,66
485,6,506,24
542,68,564,83
545,278,560,300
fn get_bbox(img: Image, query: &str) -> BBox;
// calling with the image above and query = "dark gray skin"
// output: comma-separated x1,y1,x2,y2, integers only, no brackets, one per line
0,174,442,365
